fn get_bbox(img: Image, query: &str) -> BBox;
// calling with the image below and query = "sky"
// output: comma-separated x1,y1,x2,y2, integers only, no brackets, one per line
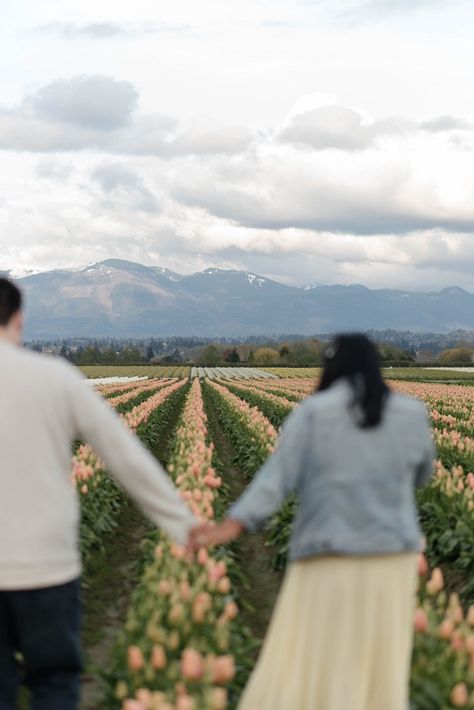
1,0,474,291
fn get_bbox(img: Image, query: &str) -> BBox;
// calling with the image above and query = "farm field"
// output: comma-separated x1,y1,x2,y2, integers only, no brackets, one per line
80,365,192,379
262,366,474,385
74,370,474,709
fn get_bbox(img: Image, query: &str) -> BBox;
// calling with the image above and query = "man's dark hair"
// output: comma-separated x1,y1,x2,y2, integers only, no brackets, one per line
317,333,389,428
0,278,22,326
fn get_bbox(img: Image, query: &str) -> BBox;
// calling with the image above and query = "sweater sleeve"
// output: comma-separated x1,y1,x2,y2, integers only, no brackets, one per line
228,404,311,533
67,370,197,545
415,404,436,488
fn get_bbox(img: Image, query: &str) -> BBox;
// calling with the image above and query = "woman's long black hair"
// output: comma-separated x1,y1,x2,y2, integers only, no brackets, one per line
317,334,390,428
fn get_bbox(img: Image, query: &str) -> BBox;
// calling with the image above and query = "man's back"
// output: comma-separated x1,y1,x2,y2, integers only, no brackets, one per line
0,339,196,591
0,341,83,589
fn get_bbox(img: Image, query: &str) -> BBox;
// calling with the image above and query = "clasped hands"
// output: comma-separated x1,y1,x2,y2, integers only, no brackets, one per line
189,518,244,551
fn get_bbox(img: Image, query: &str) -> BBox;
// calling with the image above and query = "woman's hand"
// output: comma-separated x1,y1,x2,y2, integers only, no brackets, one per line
190,518,245,550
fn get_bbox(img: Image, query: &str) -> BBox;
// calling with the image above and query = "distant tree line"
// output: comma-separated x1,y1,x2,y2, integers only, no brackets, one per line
26,333,474,367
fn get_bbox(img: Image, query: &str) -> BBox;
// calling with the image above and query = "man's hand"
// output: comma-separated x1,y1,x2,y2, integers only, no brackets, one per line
190,518,245,550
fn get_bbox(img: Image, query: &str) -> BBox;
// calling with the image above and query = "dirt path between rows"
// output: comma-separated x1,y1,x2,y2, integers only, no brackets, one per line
80,504,151,710
203,393,284,649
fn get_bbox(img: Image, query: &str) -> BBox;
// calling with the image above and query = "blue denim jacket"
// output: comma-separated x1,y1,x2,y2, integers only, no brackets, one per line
229,379,435,561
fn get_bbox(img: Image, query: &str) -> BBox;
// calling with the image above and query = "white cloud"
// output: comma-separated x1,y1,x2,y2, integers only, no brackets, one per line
279,106,376,150
27,75,138,129
38,20,191,39
0,79,254,156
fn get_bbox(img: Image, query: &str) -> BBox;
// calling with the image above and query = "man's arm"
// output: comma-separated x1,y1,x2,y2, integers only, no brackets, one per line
67,371,197,545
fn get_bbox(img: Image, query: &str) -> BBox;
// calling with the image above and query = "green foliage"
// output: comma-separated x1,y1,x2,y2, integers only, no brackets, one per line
221,382,292,429
439,348,474,365
253,347,280,366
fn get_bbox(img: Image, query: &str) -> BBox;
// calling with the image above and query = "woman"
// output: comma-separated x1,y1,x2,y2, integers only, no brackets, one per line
192,334,435,710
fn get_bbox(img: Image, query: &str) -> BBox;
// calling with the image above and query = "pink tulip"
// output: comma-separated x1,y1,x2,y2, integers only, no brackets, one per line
151,644,167,670
209,688,228,710
180,648,205,681
414,608,429,633
135,689,153,704
127,645,145,671
217,577,231,594
158,580,172,596
169,604,184,624
212,655,236,684
417,553,428,577
450,682,469,706
197,548,209,565
176,696,195,710
122,701,146,710
438,618,454,640
451,631,464,651
426,567,444,595
465,635,474,654
209,561,227,582
225,600,238,620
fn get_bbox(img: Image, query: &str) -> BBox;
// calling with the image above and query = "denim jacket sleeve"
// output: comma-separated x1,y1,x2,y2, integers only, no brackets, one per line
415,404,436,488
227,404,311,533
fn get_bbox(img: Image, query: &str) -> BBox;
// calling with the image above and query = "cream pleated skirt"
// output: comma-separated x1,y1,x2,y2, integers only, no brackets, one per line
238,553,418,710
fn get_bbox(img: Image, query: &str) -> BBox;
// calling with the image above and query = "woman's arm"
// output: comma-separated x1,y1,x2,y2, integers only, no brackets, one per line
225,404,311,533
415,404,436,488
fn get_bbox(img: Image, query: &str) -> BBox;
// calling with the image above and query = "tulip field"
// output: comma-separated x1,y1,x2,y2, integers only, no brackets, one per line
72,370,474,709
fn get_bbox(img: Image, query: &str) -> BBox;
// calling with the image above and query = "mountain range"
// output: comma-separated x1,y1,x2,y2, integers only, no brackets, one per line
3,259,474,338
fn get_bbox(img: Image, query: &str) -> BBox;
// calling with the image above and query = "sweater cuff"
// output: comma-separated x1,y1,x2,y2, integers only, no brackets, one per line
227,504,259,534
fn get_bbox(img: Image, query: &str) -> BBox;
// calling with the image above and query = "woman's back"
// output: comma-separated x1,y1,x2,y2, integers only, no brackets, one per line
229,377,435,560
289,379,434,559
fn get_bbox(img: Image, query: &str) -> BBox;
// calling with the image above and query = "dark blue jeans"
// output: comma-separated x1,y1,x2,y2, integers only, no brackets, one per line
0,578,82,710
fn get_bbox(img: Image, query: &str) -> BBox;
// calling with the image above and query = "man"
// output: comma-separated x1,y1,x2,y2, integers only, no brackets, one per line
0,278,197,709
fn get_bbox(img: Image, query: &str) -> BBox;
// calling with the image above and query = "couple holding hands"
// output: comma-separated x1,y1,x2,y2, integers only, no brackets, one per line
0,277,434,710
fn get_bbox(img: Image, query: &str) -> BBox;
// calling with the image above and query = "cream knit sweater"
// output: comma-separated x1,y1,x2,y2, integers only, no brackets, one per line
0,340,197,590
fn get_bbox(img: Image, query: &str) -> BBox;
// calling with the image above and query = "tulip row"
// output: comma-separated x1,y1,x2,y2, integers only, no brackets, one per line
74,379,188,561
108,379,178,410
214,379,295,429
122,381,188,432
108,379,253,710
216,379,296,411
97,380,150,397
203,380,277,479
201,380,294,570
412,558,474,708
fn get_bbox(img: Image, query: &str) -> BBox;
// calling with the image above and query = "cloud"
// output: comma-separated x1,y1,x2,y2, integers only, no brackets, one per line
164,119,254,156
35,158,74,181
172,145,474,236
338,0,449,23
90,161,160,212
278,106,376,150
0,77,253,156
420,115,472,132
38,21,191,39
27,75,138,130
278,106,471,151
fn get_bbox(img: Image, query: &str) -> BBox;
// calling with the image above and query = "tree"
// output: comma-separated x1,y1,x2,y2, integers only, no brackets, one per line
438,348,474,365
223,348,240,363
377,343,415,363
196,344,221,366
253,347,280,366
146,344,155,361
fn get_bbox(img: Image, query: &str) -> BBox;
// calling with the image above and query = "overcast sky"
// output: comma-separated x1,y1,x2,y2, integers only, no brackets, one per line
1,0,474,290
